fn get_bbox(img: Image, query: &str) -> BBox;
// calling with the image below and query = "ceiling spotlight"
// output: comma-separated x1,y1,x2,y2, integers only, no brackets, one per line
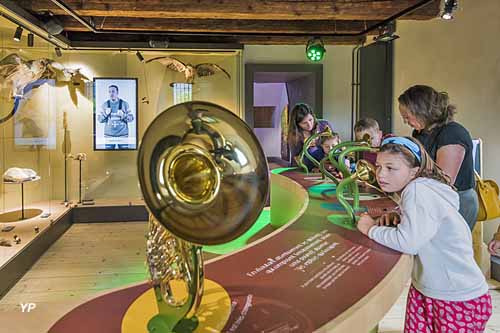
373,21,399,43
27,33,34,47
441,0,458,20
55,47,62,57
306,38,326,62
13,26,23,42
136,51,145,62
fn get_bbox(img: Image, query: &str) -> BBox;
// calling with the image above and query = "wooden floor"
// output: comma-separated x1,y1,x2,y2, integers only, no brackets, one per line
1,222,500,332
0,222,149,312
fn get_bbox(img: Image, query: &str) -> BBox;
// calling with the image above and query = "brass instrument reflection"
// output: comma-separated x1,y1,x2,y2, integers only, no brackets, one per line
138,102,269,332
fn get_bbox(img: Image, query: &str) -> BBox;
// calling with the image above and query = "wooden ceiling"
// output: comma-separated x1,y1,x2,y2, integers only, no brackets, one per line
8,0,441,47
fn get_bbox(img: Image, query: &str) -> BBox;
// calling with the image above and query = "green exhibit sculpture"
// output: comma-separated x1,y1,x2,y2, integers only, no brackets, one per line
297,127,332,175
327,158,377,230
299,134,380,230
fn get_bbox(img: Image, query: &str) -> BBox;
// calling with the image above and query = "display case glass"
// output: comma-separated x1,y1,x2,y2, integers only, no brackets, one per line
0,16,242,207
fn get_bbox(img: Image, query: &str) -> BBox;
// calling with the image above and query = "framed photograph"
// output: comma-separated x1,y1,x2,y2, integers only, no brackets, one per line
93,78,138,151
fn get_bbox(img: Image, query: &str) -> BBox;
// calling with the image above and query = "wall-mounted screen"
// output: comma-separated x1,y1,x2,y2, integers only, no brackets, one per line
93,78,138,150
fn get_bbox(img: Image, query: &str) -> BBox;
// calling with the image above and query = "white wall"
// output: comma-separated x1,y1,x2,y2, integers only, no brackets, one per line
393,0,500,241
244,45,354,141
253,83,288,157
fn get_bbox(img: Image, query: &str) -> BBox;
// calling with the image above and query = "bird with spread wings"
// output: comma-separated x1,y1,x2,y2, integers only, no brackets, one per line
145,56,231,84
0,53,90,99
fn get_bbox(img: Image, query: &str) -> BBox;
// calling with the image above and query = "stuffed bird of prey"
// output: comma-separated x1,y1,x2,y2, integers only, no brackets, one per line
145,56,231,84
0,53,89,99
1,53,60,98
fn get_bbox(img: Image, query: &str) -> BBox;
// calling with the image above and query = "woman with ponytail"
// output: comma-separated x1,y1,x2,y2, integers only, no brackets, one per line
398,85,478,230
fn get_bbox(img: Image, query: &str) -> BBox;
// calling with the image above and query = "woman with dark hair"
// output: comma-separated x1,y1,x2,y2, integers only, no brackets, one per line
398,85,478,230
287,103,333,166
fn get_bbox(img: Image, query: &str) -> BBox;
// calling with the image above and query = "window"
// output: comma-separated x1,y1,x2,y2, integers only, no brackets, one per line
172,83,193,104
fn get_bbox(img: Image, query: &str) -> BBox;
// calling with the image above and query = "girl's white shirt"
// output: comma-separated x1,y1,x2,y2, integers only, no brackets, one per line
368,177,488,301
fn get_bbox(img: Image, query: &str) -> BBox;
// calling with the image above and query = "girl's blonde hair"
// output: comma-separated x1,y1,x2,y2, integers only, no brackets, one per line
379,136,452,186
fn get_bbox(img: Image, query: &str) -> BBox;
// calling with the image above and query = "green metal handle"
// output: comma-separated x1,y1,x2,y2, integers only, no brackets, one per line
338,145,373,210
319,156,340,185
298,130,330,173
327,141,369,178
335,174,357,223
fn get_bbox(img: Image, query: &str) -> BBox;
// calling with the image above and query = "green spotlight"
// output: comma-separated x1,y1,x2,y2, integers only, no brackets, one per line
306,37,325,62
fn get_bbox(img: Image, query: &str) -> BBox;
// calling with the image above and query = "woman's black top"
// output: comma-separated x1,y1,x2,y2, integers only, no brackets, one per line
413,121,475,191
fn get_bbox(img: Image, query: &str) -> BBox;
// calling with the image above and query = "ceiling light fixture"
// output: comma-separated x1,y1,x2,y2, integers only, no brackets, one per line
306,38,326,62
55,47,62,57
441,0,458,20
27,33,34,47
373,21,399,43
13,26,23,42
136,51,145,62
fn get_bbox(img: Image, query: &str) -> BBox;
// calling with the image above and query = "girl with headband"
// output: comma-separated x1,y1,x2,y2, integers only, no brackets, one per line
357,136,491,332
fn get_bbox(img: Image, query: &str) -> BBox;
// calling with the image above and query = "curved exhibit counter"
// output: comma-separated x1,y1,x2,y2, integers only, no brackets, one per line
7,170,412,333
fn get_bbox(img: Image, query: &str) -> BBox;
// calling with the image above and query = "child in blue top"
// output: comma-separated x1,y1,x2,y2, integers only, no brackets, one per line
357,136,491,333
302,132,351,177
302,132,339,171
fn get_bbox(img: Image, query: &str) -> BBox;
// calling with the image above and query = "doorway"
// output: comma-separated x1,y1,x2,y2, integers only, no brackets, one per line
245,64,323,163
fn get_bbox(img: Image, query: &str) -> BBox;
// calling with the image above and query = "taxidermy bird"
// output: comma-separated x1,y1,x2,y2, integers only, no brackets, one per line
54,68,91,105
0,53,89,99
59,68,90,86
145,56,231,84
0,53,60,98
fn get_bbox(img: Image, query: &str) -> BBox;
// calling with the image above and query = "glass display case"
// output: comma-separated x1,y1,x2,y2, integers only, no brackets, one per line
0,16,242,209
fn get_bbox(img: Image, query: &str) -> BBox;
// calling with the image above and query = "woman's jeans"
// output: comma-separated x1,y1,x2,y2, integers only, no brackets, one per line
458,188,479,231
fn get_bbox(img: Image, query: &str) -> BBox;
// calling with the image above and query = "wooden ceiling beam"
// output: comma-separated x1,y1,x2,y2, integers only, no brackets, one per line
64,30,366,46
58,16,380,34
237,35,367,45
20,0,440,20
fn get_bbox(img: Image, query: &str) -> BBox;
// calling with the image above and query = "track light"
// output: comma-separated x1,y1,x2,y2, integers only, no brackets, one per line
13,26,23,42
27,33,34,47
373,21,399,43
441,0,458,20
136,51,145,62
55,47,62,57
306,38,326,62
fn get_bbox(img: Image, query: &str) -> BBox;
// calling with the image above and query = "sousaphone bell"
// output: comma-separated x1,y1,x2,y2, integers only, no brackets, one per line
137,101,269,332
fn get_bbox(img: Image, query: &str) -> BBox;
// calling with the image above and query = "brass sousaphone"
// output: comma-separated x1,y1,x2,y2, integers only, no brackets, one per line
137,101,269,332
